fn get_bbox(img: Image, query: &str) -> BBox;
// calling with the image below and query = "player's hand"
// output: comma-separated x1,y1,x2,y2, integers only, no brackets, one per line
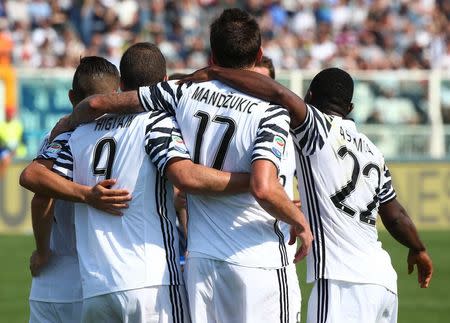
174,187,186,212
289,224,313,263
49,115,73,141
29,249,51,277
85,179,132,216
407,249,433,288
176,66,213,85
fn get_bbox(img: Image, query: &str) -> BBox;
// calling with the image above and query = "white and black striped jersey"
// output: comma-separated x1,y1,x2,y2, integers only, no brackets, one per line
29,134,82,303
138,80,296,269
45,111,191,301
292,104,397,293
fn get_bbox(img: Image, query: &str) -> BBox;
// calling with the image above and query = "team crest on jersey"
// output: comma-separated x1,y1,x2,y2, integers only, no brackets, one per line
171,134,184,144
46,142,62,154
274,135,285,148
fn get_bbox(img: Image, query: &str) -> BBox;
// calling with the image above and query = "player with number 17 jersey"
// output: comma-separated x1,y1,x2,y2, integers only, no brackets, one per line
293,104,397,292
139,80,297,268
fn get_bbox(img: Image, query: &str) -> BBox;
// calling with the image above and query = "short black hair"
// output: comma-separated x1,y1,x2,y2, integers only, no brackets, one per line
120,42,166,90
210,8,261,69
72,56,120,104
306,68,354,116
256,56,275,79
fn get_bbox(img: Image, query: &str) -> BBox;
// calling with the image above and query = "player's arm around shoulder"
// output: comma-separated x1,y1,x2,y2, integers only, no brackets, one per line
180,66,308,127
50,90,144,140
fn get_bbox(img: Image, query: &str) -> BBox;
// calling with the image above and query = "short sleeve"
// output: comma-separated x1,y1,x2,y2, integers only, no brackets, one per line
144,111,191,175
290,104,333,156
42,132,74,180
34,134,50,159
378,163,396,204
138,80,189,116
252,104,291,171
36,132,71,161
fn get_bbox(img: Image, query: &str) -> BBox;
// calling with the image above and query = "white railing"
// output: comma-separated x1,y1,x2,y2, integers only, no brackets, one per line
278,69,450,159
15,68,450,160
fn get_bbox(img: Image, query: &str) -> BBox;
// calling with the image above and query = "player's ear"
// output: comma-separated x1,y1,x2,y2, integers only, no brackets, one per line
119,80,126,92
209,53,216,66
304,90,312,103
68,89,76,105
255,47,263,64
348,103,354,114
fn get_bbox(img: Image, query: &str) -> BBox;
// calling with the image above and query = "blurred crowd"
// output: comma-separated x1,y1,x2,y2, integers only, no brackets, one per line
0,0,449,70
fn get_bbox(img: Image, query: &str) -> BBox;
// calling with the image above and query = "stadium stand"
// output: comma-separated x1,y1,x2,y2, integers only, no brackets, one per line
1,0,448,71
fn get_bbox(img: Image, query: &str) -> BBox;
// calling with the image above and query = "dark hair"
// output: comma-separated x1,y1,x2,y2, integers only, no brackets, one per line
72,56,120,103
120,42,167,90
256,56,275,79
306,67,354,116
210,8,261,68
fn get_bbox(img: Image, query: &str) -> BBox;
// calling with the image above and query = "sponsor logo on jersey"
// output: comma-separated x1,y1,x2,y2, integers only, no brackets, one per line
271,147,282,158
46,142,62,154
174,145,188,154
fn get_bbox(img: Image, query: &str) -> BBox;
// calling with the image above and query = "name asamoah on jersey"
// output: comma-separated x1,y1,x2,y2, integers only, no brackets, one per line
191,86,257,114
339,125,374,155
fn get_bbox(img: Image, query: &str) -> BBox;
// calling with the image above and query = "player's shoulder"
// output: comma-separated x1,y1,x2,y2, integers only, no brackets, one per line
52,131,73,142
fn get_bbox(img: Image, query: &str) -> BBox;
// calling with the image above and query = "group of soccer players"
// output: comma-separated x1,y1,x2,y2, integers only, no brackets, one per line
19,8,433,323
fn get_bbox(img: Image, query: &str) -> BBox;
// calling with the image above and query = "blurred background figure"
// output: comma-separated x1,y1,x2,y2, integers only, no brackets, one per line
254,55,275,79
0,108,25,179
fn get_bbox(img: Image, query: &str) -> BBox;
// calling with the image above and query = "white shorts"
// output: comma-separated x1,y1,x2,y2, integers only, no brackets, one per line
184,257,301,323
307,279,398,323
29,300,82,323
82,286,190,323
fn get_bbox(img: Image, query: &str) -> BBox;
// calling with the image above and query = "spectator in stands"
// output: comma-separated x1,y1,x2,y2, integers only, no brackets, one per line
0,0,445,71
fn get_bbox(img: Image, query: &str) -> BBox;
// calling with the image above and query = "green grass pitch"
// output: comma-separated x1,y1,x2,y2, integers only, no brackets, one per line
0,231,448,323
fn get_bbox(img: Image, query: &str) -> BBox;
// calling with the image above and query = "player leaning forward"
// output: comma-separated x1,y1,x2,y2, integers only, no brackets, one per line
54,9,313,323
181,66,434,323
22,43,252,323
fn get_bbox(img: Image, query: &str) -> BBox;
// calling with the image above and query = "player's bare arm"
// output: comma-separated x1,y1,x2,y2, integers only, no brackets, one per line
29,194,54,277
20,159,131,215
379,198,433,288
180,66,308,127
251,159,313,262
50,91,143,140
166,159,249,195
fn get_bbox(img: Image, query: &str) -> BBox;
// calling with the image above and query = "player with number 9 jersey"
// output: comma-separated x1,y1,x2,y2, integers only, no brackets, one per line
45,111,191,322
